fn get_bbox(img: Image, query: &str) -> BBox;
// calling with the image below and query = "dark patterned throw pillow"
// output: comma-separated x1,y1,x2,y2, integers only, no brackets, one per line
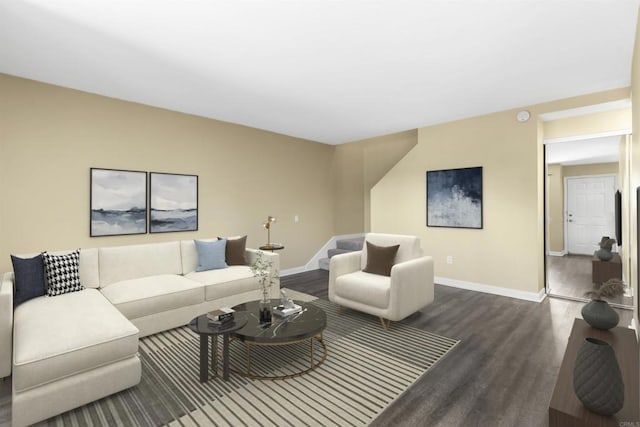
43,250,84,296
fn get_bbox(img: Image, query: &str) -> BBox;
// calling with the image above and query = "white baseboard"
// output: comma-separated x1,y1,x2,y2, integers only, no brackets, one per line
436,276,547,303
280,266,307,277
280,233,365,277
547,251,566,257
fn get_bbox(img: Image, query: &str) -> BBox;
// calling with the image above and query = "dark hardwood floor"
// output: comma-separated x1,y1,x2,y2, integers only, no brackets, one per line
283,270,636,427
547,254,633,306
0,272,633,426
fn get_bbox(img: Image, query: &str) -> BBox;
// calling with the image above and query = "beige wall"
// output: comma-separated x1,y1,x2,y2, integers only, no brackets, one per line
631,9,640,330
563,162,619,178
630,8,640,409
0,74,336,273
618,135,631,291
371,89,630,295
547,164,564,253
544,108,631,140
332,130,417,234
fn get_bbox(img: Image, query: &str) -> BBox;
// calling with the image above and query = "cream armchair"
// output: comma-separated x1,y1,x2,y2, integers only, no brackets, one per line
329,233,434,330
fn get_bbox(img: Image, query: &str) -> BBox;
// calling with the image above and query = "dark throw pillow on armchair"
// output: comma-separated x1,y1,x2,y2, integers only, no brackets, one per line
11,254,46,306
363,241,400,277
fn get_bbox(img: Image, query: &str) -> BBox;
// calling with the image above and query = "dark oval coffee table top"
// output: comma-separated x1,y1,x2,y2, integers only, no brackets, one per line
189,311,249,335
232,299,326,344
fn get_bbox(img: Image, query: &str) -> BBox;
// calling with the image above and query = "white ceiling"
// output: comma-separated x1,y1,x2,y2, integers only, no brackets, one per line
0,0,638,144
546,135,622,166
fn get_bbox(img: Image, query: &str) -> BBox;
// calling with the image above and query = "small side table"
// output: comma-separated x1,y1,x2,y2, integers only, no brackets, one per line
259,244,284,251
188,312,248,382
592,253,622,284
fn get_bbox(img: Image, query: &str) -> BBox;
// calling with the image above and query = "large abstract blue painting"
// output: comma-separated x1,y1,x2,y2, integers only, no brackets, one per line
150,172,198,233
427,167,483,229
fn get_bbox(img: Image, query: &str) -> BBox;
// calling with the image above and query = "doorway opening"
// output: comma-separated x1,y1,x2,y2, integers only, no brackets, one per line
545,134,633,307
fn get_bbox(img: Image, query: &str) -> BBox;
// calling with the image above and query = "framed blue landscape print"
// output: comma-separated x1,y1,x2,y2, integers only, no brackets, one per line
426,166,483,229
90,168,147,236
150,172,198,233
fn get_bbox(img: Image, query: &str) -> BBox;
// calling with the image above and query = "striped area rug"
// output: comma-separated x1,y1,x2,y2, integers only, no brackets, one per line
41,292,459,426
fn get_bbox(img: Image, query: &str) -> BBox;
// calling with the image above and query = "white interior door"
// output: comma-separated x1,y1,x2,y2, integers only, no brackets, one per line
566,175,616,255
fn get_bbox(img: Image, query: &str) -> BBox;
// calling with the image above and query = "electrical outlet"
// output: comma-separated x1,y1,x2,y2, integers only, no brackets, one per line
294,214,299,223
446,256,453,265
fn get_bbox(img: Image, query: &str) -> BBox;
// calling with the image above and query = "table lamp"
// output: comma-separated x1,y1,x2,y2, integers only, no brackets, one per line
263,216,276,249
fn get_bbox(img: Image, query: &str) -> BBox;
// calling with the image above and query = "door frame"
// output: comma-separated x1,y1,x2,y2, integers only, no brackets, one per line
563,173,618,255
543,128,630,298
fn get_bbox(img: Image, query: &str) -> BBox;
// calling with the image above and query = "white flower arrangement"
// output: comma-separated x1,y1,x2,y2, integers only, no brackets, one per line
250,251,279,300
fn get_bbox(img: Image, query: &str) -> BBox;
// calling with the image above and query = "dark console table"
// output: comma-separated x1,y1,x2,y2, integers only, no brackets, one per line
549,318,638,426
592,253,622,284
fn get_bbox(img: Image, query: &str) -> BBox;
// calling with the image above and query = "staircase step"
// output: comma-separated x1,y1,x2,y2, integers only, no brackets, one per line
336,237,365,251
319,258,330,271
328,248,352,258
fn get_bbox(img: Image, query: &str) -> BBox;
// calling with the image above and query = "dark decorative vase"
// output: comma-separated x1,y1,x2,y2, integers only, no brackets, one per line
259,300,271,324
581,300,619,330
596,248,613,261
573,338,624,416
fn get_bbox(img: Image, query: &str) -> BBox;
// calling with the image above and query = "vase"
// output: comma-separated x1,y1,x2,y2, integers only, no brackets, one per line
573,338,624,416
596,248,613,261
259,288,271,324
581,299,619,330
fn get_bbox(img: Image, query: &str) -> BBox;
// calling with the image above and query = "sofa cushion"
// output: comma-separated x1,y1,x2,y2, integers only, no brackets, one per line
362,241,399,277
185,266,259,301
361,233,422,271
99,242,183,287
12,289,138,393
180,238,217,274
195,239,227,271
335,271,390,309
100,274,204,319
221,235,248,265
43,250,84,296
77,248,100,288
11,254,46,306
19,248,100,289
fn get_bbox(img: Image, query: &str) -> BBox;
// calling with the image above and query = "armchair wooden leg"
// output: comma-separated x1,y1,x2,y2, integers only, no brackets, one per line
379,317,390,331
338,306,345,315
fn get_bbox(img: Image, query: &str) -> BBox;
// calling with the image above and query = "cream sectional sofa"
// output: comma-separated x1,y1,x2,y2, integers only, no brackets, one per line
1,239,279,427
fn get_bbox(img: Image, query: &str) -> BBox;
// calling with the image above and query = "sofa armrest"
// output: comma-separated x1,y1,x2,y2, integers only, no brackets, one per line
328,251,363,301
245,248,281,297
0,272,14,378
388,256,434,321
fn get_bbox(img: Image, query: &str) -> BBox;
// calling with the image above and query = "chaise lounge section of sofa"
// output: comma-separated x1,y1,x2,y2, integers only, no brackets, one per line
2,238,280,426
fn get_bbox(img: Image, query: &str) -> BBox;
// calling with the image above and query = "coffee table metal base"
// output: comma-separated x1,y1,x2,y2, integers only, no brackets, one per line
231,333,327,380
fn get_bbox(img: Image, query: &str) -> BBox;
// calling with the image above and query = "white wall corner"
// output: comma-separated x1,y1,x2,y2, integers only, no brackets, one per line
435,276,547,303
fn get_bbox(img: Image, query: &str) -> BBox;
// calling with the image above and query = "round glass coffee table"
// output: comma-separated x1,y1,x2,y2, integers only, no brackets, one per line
231,299,327,380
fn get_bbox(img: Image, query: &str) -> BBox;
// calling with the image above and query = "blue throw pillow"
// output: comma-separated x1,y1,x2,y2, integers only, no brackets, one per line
195,239,228,272
11,254,46,306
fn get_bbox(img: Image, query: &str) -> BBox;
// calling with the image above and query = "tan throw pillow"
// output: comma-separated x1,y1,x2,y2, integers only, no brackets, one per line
363,241,400,276
219,235,247,265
